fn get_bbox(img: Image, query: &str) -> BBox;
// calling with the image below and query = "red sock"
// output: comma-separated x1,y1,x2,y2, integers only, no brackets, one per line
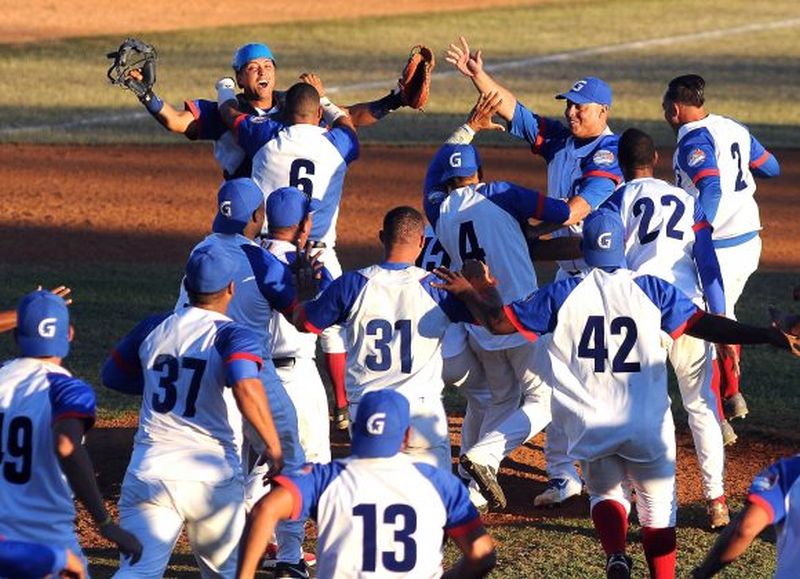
710,360,725,419
720,344,741,398
591,500,628,555
642,526,676,579
324,352,348,409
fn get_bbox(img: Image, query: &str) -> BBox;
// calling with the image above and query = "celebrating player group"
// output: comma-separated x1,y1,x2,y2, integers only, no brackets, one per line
1,32,798,579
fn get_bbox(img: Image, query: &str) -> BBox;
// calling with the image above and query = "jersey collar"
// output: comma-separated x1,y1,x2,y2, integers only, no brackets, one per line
380,261,413,270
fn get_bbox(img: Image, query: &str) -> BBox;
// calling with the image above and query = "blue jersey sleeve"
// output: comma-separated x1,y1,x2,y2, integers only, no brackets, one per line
633,275,704,338
677,129,722,221
184,99,228,141
299,272,368,333
419,274,474,323
577,137,623,208
601,186,625,213
241,244,297,314
482,181,569,224
102,311,172,395
47,374,96,429
0,539,64,578
691,206,725,315
213,322,264,386
747,455,800,525
505,278,581,341
233,114,283,159
749,135,780,178
273,461,348,522
423,146,455,229
324,126,360,165
508,102,571,162
413,463,482,537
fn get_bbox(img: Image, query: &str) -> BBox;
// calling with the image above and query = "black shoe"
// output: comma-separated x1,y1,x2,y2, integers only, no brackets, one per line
459,454,506,510
606,553,632,579
274,560,309,578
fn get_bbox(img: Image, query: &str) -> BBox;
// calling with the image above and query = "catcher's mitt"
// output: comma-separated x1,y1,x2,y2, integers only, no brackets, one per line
397,45,434,110
107,38,157,99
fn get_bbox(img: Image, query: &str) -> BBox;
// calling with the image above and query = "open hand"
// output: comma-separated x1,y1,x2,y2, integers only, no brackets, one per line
467,91,505,133
445,36,484,78
100,522,143,565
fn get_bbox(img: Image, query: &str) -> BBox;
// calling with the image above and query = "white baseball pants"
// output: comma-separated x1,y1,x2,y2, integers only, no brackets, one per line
277,357,331,464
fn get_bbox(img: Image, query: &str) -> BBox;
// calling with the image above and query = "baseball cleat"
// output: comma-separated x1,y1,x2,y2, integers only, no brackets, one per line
605,553,632,579
720,419,738,446
534,477,583,508
333,406,350,431
708,497,730,529
723,392,749,421
262,544,316,569
274,560,310,578
459,454,506,510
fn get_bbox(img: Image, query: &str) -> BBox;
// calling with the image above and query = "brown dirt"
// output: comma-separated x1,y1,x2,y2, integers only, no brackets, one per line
0,0,549,44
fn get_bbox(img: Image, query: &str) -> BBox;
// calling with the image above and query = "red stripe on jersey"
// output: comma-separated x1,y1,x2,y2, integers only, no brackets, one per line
280,299,299,318
273,475,304,520
296,305,323,335
183,100,202,140
583,170,622,184
226,353,263,368
531,117,547,154
232,113,247,135
691,168,720,184
750,150,770,169
111,349,138,375
535,193,546,220
692,220,711,232
446,516,482,538
502,305,539,342
669,309,704,339
746,493,776,524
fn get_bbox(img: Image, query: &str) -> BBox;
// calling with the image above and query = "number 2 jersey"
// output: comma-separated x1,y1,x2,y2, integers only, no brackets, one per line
505,268,703,462
0,359,95,546
102,307,263,482
273,453,481,578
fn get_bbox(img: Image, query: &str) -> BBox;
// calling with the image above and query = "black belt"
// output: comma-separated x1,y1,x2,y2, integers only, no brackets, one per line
306,240,327,249
272,357,296,369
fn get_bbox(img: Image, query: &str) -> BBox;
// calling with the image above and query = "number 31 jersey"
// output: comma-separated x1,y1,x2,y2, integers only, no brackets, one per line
274,453,481,578
505,268,703,462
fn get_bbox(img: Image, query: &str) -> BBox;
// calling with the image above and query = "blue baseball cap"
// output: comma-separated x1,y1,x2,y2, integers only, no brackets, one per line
351,390,410,458
556,77,612,106
232,43,275,71
212,178,265,235
16,290,70,358
439,144,481,182
581,209,626,269
184,244,236,294
266,186,321,228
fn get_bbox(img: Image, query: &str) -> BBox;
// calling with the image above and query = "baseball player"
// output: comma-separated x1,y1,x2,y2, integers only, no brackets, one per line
604,128,730,528
423,95,571,508
263,186,334,465
663,74,781,432
692,453,800,578
132,42,409,179
102,244,283,578
0,539,86,578
173,178,312,577
446,36,623,507
434,210,797,579
293,206,487,470
237,389,497,579
0,286,71,333
0,291,142,571
218,78,357,432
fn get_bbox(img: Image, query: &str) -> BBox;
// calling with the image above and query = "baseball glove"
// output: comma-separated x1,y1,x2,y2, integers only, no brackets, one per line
768,306,800,356
397,45,435,110
106,38,158,99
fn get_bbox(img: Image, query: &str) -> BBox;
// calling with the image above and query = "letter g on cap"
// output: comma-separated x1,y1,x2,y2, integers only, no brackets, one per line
598,232,612,249
366,412,386,435
449,152,462,168
220,200,232,217
38,317,57,338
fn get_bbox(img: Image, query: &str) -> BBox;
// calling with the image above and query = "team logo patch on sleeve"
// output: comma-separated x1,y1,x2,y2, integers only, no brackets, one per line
687,148,707,168
592,149,615,166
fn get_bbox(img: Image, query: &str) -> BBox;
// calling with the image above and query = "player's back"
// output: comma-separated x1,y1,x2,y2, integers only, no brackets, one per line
130,307,244,483
311,454,459,578
252,124,355,244
344,264,451,403
0,359,89,543
614,177,704,305
548,268,678,462
674,113,759,238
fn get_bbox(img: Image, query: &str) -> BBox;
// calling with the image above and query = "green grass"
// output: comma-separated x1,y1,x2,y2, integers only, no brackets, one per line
1,0,799,145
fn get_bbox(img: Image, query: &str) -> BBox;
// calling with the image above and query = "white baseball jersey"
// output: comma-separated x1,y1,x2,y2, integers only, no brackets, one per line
234,117,359,244
274,453,481,578
107,307,264,482
0,359,95,546
607,177,724,311
505,268,703,462
747,455,800,579
673,114,762,240
298,263,472,403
